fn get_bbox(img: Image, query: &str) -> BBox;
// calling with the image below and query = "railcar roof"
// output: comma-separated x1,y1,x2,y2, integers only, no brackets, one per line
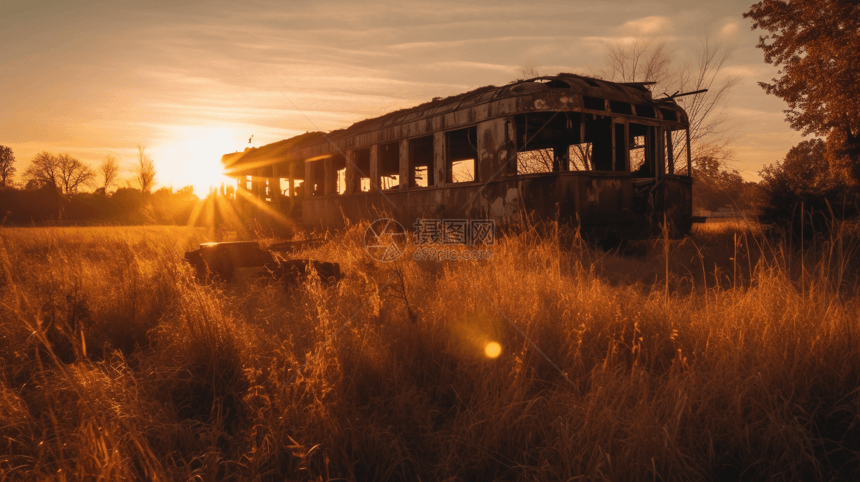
222,73,675,170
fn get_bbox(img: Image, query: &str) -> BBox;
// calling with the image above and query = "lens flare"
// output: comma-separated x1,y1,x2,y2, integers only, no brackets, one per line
484,341,502,358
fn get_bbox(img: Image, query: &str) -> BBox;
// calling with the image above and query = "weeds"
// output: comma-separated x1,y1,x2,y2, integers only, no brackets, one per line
0,221,859,480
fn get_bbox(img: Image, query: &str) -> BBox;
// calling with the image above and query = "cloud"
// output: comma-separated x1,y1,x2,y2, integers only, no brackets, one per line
434,61,516,73
620,16,674,36
717,19,740,41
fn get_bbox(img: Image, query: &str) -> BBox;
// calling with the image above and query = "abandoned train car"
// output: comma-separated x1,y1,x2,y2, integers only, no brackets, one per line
221,73,694,239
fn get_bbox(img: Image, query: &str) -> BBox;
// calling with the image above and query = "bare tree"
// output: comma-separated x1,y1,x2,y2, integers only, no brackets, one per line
100,154,119,192
516,146,593,175
135,145,157,193
673,38,740,170
601,39,674,89
56,154,95,194
23,152,62,190
601,37,739,174
0,146,16,187
23,152,93,193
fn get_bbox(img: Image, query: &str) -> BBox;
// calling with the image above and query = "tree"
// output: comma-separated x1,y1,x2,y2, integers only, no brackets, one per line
600,38,739,170
56,154,94,194
23,152,62,190
100,154,119,193
744,0,860,183
760,139,834,197
0,145,15,187
757,138,855,226
135,145,156,193
692,156,753,211
23,152,94,194
603,38,673,89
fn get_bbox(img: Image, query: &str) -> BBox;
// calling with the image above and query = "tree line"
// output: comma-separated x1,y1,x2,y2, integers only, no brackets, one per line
0,145,198,225
1,145,157,194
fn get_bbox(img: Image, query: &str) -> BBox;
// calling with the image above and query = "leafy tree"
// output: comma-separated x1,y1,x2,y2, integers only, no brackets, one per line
690,156,761,212
757,138,857,228
0,145,15,187
760,139,834,197
135,145,157,193
744,0,860,183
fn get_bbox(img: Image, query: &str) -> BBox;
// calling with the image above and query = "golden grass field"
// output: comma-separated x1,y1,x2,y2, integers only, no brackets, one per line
1,220,860,481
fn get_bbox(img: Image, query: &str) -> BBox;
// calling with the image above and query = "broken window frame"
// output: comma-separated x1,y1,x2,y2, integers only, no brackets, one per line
350,147,372,193
446,126,478,184
378,141,401,191
407,135,435,188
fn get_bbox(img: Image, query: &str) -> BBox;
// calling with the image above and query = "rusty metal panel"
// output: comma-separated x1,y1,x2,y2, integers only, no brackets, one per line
477,118,508,182
398,139,409,190
433,132,446,188
369,144,380,193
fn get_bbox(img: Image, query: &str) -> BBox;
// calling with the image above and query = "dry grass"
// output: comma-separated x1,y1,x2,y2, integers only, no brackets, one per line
1,220,859,481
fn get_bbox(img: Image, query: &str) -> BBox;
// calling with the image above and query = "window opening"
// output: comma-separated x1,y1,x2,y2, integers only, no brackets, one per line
585,116,614,171
517,148,554,174
379,142,400,190
446,127,477,183
629,123,658,177
353,148,371,192
408,136,434,187
609,101,632,115
583,96,606,111
332,154,347,195
308,160,325,196
659,108,677,122
569,144,592,170
614,123,627,171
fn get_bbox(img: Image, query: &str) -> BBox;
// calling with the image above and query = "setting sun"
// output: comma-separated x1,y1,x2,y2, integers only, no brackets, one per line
152,127,243,196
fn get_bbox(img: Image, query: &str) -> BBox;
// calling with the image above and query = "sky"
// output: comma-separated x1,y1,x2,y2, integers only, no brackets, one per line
1,0,806,195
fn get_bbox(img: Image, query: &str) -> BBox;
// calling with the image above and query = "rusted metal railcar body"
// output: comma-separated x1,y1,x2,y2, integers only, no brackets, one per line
222,73,694,239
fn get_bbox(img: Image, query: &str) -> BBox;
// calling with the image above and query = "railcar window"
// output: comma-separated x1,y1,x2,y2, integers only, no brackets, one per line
409,135,434,188
583,96,606,111
585,116,614,171
515,113,585,173
446,127,477,183
353,148,371,192
629,123,658,177
308,160,324,196
614,123,627,171
609,101,632,115
332,154,347,195
659,108,677,122
517,148,554,174
569,143,592,170
379,142,400,190
291,179,304,197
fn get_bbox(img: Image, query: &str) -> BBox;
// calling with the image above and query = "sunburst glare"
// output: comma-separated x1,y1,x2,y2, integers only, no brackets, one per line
152,126,242,196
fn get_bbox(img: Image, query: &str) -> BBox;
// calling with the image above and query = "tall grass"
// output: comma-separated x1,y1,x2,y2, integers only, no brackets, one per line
1,221,859,480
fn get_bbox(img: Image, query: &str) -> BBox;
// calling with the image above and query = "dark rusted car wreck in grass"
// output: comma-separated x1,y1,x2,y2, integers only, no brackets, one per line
221,73,695,240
